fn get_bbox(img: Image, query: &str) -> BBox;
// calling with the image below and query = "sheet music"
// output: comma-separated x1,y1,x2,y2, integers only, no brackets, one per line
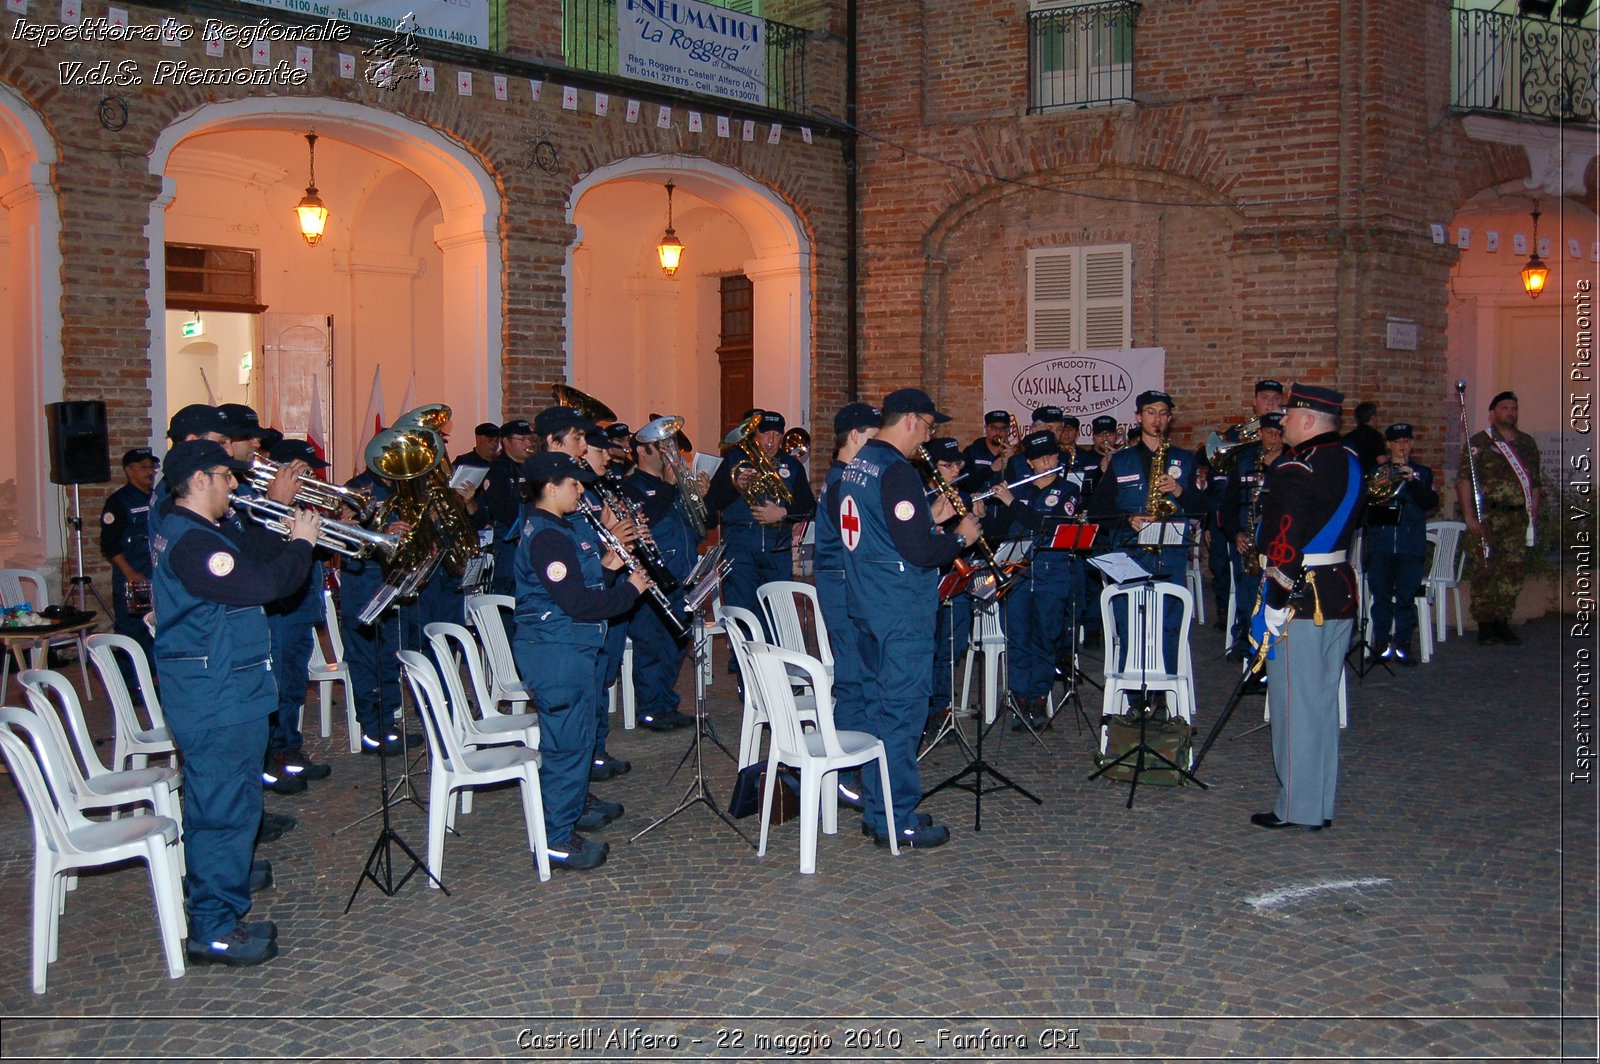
448,464,488,491
1136,519,1186,548
1089,551,1159,585
693,452,722,480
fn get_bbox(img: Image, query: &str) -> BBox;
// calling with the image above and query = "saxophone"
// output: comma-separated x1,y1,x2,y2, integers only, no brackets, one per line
1146,437,1178,518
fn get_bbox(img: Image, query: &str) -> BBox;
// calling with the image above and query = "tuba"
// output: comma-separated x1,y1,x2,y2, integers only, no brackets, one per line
637,414,708,538
722,412,792,512
391,404,485,582
358,426,446,624
550,383,616,427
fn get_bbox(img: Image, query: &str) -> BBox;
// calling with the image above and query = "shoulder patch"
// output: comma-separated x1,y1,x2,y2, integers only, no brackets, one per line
893,499,916,522
546,561,568,583
779,466,793,479
101,511,115,525
207,551,235,577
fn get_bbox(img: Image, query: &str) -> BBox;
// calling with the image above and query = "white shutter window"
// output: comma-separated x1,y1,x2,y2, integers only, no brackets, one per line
1028,244,1131,351
719,0,761,13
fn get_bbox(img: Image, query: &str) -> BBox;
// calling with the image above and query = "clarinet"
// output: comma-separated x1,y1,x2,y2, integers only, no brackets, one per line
593,476,681,594
918,445,1006,585
576,497,689,640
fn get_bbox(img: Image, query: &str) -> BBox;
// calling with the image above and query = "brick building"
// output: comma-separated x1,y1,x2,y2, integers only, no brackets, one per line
0,0,1594,590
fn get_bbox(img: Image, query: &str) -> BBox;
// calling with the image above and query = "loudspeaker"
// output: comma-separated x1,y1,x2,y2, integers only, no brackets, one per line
45,401,111,485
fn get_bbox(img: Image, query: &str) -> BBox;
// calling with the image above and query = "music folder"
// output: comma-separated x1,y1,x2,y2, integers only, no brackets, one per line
1042,519,1098,550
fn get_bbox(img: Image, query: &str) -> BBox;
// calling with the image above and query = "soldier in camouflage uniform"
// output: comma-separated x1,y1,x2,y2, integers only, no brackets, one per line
1456,391,1541,646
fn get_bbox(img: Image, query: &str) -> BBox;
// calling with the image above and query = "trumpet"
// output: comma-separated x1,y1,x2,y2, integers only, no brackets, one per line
244,456,380,524
231,493,400,560
576,497,688,640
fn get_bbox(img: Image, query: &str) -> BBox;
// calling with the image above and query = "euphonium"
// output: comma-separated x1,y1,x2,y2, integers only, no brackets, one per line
391,405,484,580
1146,437,1178,518
1203,417,1262,472
550,382,617,426
722,412,792,510
782,427,811,464
636,414,708,538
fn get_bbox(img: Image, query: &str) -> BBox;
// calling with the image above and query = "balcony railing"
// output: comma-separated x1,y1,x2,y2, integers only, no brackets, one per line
1452,6,1597,125
1028,1,1141,113
563,0,809,115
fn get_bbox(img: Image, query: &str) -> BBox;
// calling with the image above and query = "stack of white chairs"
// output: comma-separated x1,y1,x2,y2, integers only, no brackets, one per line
1098,582,1197,762
464,594,531,715
83,635,177,771
721,604,818,770
0,706,187,993
1415,520,1467,662
959,602,1007,725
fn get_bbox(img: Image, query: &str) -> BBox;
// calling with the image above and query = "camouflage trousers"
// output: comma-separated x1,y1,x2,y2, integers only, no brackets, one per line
1468,509,1529,623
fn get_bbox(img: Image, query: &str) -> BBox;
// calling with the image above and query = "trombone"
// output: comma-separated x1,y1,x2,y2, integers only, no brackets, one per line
231,493,400,560
243,456,380,525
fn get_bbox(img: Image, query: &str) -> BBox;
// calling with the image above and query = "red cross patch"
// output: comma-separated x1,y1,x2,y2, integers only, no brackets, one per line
840,494,862,551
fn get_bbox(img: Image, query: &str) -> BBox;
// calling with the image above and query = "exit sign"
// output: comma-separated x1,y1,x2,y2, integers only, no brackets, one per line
180,318,203,338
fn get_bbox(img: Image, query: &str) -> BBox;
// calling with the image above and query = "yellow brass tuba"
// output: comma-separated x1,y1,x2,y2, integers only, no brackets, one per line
722,412,792,510
550,383,616,427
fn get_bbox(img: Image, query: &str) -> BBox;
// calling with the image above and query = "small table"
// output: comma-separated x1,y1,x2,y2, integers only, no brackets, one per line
0,616,100,696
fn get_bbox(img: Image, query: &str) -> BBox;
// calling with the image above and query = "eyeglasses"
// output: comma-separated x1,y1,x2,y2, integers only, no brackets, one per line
203,468,238,482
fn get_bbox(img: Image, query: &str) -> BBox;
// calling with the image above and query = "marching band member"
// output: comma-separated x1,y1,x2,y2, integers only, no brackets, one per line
962,409,1013,491
452,422,501,469
513,451,651,871
1364,423,1439,664
990,431,1084,730
482,419,535,596
1003,405,1070,483
922,436,980,730
1459,391,1542,646
100,447,159,687
706,410,815,645
839,389,978,851
1219,411,1286,659
1248,384,1364,832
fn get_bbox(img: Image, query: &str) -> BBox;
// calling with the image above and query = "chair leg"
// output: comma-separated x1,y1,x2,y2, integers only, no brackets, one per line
622,642,637,730
146,846,187,979
319,684,333,739
520,770,551,882
32,863,54,993
343,681,360,754
876,755,898,855
798,767,821,875
428,776,449,889
820,769,838,836
756,755,779,858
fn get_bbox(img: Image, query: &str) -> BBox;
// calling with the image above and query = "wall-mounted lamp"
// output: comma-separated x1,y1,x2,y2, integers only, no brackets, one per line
294,131,329,247
1520,208,1549,299
656,181,684,278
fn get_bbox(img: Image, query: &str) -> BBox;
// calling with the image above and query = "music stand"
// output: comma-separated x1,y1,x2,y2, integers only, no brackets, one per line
919,593,976,762
335,598,427,838
630,558,754,849
1345,526,1391,678
1039,519,1101,734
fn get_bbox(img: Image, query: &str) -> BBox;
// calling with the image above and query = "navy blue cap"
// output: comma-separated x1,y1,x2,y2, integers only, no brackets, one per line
501,419,534,438
1091,415,1119,434
474,422,500,438
1385,422,1413,440
215,403,262,439
534,406,599,438
1260,412,1285,431
604,422,632,441
164,439,247,483
523,451,597,484
1031,405,1065,423
257,428,284,454
122,447,157,467
1060,415,1080,430
756,411,785,434
1287,384,1344,417
1135,390,1174,412
834,402,881,435
924,437,963,465
1023,430,1059,460
984,409,1010,426
167,403,227,441
1255,379,1285,395
268,438,330,469
883,388,951,423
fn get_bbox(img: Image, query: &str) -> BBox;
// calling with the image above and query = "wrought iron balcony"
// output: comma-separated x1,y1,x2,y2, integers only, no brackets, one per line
1028,1,1141,113
1452,6,1597,125
562,0,809,115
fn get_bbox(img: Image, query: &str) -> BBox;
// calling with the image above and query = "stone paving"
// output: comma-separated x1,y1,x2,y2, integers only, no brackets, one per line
0,611,1592,1062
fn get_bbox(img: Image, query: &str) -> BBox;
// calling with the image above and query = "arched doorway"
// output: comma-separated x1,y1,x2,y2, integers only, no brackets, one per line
148,99,503,479
0,83,64,575
567,157,812,450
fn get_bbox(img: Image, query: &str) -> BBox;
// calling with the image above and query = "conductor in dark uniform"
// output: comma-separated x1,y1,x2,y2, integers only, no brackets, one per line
100,447,159,678
1248,384,1364,832
839,388,979,850
151,440,320,966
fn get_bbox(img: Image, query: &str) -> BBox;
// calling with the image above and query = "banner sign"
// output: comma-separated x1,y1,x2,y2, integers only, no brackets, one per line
982,348,1166,446
235,0,490,50
617,0,767,106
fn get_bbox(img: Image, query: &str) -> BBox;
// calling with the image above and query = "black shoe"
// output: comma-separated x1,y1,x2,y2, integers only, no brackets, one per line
1478,626,1497,645
1495,620,1523,646
257,811,297,844
281,748,331,781
873,821,950,849
1366,641,1389,662
261,757,307,796
1250,812,1329,832
590,752,631,782
1392,644,1417,667
548,832,609,871
249,859,273,892
575,793,624,832
861,811,931,837
360,731,423,757
186,926,278,966
836,775,864,811
639,710,692,732
239,920,278,941
1212,618,1225,632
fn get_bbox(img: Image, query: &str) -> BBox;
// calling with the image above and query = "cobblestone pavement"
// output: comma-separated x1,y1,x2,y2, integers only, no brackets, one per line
0,613,1592,1062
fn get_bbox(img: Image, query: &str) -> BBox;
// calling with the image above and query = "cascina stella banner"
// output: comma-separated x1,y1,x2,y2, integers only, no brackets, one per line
982,348,1166,446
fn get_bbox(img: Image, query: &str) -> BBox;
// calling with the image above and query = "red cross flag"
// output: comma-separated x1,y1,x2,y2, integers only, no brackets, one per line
840,494,862,551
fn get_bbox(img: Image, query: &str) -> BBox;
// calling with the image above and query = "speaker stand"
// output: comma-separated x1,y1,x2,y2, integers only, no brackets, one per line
65,485,110,616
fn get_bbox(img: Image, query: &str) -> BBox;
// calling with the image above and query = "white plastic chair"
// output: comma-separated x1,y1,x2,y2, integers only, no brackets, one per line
960,601,1008,725
1421,520,1467,644
19,670,183,859
423,623,539,751
309,589,358,752
0,708,187,993
720,605,818,770
396,651,550,886
464,594,531,714
757,580,833,675
606,637,637,730
0,568,91,691
1185,542,1207,627
1098,581,1197,761
84,634,177,771
743,643,897,874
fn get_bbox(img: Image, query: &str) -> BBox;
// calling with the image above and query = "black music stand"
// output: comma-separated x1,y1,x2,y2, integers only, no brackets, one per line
334,598,426,836
630,560,754,849
1085,571,1207,808
919,593,976,762
1345,526,1392,678
1038,519,1101,735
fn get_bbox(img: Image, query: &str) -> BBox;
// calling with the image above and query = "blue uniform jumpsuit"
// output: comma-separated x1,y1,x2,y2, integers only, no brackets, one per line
1364,462,1438,654
337,473,405,744
621,468,700,727
513,509,640,846
839,440,965,835
1220,443,1272,653
816,460,867,733
150,497,313,944
1088,441,1197,669
997,472,1086,702
481,452,527,598
99,481,155,686
706,448,814,643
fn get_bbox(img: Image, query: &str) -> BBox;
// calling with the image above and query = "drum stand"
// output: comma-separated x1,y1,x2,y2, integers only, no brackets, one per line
632,594,754,849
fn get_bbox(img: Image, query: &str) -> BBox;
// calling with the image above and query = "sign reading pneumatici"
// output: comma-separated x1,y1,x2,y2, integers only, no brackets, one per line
618,0,767,106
